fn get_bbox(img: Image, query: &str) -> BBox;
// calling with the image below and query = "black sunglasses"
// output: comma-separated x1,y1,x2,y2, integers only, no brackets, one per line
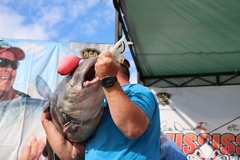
0,58,19,70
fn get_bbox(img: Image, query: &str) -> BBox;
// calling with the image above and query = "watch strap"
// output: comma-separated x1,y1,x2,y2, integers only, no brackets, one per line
100,76,118,88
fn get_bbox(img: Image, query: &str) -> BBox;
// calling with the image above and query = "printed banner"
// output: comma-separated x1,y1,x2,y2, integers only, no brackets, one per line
0,37,113,160
2,37,239,159
151,86,240,159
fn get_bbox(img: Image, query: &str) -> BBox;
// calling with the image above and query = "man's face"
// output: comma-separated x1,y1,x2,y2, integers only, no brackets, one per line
0,51,17,93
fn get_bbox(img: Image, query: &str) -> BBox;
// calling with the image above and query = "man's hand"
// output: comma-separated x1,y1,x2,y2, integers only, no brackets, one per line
42,104,51,122
18,136,46,160
95,50,120,80
41,105,85,160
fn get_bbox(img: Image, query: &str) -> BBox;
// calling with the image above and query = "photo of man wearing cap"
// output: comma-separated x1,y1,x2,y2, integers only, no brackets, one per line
0,41,30,101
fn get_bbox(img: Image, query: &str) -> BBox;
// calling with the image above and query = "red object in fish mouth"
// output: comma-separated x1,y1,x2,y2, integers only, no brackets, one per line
57,54,80,75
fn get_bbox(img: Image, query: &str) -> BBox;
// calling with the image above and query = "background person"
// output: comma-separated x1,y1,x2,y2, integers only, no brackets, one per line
0,41,30,101
42,51,160,159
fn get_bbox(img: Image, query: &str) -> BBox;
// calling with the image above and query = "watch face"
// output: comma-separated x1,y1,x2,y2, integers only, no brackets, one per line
101,76,117,87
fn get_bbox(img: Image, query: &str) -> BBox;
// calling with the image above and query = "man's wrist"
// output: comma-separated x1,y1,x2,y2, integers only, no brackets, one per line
100,76,118,88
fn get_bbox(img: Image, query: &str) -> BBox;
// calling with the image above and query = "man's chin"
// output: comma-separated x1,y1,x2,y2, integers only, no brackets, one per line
0,83,13,92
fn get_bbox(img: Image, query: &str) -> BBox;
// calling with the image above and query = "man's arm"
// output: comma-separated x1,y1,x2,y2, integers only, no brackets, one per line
41,108,85,160
104,83,149,139
95,51,149,139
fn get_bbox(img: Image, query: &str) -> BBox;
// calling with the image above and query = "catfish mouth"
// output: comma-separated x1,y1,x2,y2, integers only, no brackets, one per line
83,62,99,86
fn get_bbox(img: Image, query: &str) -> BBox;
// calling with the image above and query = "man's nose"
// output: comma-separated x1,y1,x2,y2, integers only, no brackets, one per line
5,64,13,71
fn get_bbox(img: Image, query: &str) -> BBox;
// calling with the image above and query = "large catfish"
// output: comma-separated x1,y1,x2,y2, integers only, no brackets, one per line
44,56,105,142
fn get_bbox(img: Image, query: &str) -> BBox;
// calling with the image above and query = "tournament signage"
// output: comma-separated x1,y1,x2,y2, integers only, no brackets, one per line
81,48,101,57
152,86,240,159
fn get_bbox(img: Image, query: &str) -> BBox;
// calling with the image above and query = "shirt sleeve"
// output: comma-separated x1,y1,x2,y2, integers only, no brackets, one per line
124,84,158,123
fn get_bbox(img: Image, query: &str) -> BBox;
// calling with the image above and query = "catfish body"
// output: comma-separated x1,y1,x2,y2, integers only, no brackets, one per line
45,56,105,142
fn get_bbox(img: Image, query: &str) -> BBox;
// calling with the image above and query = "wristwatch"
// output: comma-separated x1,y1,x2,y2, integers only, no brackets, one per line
100,76,118,88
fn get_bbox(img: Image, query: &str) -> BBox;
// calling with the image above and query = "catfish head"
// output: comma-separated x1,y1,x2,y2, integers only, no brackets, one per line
44,56,105,142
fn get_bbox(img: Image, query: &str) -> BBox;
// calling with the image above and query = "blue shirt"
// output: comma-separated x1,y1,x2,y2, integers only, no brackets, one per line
85,84,160,160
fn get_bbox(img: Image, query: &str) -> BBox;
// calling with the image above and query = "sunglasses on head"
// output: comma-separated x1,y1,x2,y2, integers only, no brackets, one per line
0,40,12,49
0,58,19,70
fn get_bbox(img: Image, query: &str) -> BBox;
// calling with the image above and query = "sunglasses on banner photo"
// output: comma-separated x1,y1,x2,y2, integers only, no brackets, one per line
0,58,19,70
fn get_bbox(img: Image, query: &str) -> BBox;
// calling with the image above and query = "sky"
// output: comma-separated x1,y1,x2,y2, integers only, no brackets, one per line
0,0,138,83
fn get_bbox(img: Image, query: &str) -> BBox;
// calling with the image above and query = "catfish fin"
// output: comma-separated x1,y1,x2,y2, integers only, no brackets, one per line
36,75,53,100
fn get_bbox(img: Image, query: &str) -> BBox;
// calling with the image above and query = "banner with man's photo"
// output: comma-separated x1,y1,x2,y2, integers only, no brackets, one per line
151,86,240,159
0,37,113,160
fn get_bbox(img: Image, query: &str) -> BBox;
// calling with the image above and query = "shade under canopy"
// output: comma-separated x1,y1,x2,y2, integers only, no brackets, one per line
114,0,240,87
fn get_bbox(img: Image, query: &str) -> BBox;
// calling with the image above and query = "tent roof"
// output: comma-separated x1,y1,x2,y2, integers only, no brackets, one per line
114,0,240,87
